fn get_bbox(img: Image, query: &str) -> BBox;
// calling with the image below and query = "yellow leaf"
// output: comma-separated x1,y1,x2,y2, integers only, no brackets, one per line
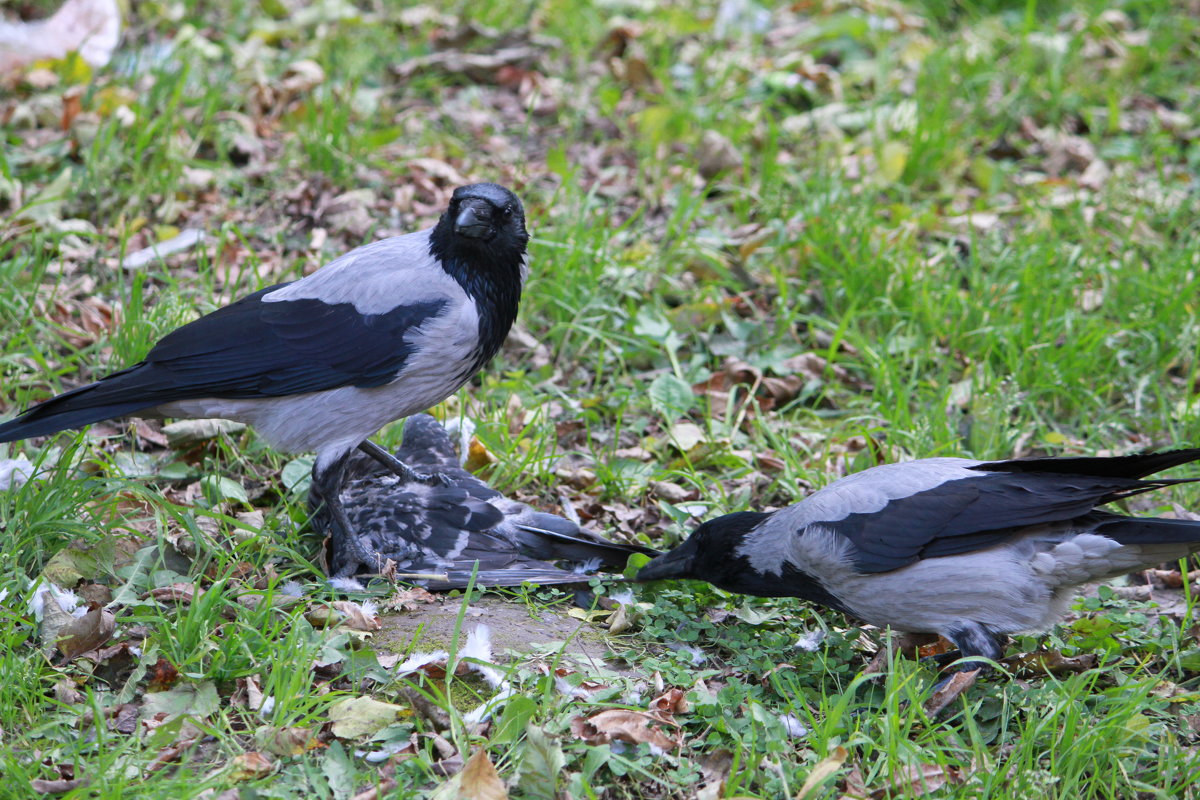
464,436,498,473
796,746,848,799
879,140,910,183
327,696,405,739
153,224,181,243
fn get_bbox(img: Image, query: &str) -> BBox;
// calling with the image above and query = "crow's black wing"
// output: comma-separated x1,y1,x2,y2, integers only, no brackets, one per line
814,458,1200,573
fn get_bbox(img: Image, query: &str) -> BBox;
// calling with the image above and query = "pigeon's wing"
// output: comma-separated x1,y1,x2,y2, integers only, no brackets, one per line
324,415,662,578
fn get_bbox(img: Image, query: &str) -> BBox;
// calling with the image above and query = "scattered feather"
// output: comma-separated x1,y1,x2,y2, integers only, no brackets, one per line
794,629,827,652
327,576,366,593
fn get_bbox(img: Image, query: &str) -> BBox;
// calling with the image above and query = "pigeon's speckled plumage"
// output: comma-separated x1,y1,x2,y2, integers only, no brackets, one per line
638,450,1200,673
318,414,659,585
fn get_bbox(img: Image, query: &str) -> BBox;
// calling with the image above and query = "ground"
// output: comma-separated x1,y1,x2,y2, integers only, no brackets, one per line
2,0,1200,798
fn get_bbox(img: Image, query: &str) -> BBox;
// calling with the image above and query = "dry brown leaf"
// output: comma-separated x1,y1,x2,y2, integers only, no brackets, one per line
257,726,318,757
455,748,508,800
53,678,83,704
330,600,382,631
56,606,115,660
570,708,681,752
230,751,275,781
147,583,196,604
243,674,265,711
649,688,690,715
29,778,86,795
109,703,139,734
696,130,743,179
840,758,966,800
146,657,180,691
1006,650,1097,678
385,586,440,612
147,720,203,773
394,46,543,83
695,749,734,800
921,669,980,718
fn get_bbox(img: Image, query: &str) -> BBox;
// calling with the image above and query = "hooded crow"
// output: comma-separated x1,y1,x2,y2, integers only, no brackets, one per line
318,414,659,584
637,450,1200,673
0,183,529,576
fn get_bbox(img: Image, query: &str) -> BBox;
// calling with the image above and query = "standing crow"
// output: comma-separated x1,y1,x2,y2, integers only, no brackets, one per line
638,450,1200,674
0,183,529,576
319,413,659,583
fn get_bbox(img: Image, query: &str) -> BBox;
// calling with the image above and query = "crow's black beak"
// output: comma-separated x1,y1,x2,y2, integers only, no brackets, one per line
635,548,695,582
454,203,492,239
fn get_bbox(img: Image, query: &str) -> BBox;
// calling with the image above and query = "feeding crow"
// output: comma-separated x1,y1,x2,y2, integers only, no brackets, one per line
637,450,1200,674
317,413,659,583
0,183,529,576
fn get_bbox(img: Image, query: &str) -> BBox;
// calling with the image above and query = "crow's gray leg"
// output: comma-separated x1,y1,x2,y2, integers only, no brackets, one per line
357,440,448,485
312,454,383,577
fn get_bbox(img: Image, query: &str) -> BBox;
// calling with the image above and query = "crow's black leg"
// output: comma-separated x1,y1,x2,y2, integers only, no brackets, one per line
312,454,383,577
357,440,448,485
929,621,1007,694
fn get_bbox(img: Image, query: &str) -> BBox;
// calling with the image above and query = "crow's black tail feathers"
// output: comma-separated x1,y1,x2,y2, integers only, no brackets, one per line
1092,513,1200,546
0,366,162,443
978,449,1200,480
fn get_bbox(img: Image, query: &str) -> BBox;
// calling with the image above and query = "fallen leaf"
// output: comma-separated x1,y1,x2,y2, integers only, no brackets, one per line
921,669,980,718
109,703,138,734
569,708,680,752
141,682,220,722
385,586,440,612
256,725,319,757
147,583,196,605
668,421,707,452
56,606,115,660
29,778,86,795
331,600,382,631
696,130,742,179
464,436,499,473
394,46,544,83
53,678,83,704
797,746,847,799
328,696,405,739
431,748,508,800
146,657,180,691
230,751,275,781
146,720,203,773
695,749,733,800
649,688,689,715
1006,650,1097,677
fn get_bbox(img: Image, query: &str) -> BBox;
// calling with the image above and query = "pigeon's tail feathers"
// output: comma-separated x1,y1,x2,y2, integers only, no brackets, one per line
978,449,1200,480
396,413,460,468
516,510,582,538
512,522,662,568
0,368,161,443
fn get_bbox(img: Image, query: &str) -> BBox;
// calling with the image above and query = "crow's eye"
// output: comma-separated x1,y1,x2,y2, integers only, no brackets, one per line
501,204,513,217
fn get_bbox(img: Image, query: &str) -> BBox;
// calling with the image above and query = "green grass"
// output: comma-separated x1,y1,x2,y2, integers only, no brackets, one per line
2,0,1200,796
